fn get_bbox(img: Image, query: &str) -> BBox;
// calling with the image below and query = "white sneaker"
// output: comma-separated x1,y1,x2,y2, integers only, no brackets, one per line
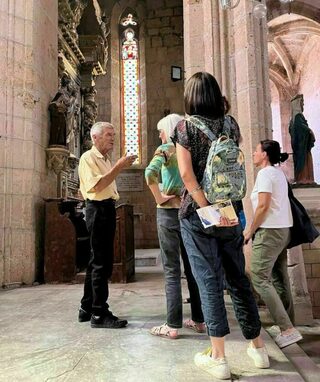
275,329,303,348
247,343,270,368
194,348,231,380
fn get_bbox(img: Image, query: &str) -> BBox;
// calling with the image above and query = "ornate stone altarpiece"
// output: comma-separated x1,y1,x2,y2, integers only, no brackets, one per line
46,0,110,199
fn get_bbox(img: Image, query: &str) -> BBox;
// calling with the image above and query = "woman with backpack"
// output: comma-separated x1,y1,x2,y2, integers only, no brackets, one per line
244,140,302,348
172,72,269,380
145,114,205,339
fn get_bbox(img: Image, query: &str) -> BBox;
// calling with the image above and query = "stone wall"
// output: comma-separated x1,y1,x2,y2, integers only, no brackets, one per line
0,0,57,286
303,210,320,318
145,0,184,160
96,0,184,248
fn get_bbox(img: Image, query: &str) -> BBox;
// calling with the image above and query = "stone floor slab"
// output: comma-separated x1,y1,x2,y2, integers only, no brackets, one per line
0,268,313,382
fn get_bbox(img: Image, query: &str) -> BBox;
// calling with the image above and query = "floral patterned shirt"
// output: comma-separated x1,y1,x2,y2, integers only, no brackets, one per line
171,115,240,219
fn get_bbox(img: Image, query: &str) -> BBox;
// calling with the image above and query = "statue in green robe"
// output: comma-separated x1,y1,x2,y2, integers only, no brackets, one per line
289,94,316,184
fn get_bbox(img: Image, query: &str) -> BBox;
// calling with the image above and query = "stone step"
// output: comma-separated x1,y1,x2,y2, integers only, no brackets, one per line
135,248,160,267
293,186,320,210
74,249,162,283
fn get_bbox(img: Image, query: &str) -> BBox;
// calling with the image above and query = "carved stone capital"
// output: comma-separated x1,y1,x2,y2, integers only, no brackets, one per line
46,145,70,175
68,154,79,170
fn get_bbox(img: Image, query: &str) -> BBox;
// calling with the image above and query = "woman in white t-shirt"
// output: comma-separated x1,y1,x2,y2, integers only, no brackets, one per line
244,140,302,349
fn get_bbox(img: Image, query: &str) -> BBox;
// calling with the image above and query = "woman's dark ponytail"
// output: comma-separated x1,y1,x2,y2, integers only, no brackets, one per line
260,139,288,165
279,152,289,163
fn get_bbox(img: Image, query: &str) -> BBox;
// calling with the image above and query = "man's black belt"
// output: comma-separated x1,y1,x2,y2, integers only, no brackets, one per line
86,198,116,205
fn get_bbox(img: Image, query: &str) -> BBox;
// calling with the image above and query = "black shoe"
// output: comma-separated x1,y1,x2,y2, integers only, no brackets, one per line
78,307,118,322
91,315,128,328
105,310,119,321
78,307,91,322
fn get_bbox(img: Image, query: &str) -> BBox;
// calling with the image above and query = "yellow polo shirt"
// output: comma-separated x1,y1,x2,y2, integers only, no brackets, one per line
79,145,119,201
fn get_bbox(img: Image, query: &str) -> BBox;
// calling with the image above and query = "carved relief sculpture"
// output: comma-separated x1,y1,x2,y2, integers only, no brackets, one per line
59,0,88,43
48,74,70,146
289,94,316,185
65,82,80,153
49,73,78,147
81,85,98,152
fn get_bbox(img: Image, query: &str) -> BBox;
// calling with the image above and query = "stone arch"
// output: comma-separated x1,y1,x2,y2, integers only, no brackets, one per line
268,11,320,183
266,0,320,24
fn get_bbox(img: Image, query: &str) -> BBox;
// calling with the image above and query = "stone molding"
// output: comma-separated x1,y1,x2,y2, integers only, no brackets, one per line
46,145,70,175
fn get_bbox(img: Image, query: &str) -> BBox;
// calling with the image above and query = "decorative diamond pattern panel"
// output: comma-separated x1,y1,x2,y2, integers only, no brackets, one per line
122,56,140,163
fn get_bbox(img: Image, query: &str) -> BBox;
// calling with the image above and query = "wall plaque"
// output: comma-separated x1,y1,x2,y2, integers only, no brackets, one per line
117,172,144,192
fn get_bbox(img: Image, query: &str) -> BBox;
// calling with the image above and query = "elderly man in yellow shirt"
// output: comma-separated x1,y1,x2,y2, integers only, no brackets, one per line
78,121,136,328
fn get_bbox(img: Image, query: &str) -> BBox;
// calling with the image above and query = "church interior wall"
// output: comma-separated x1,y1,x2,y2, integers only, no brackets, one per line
2,0,319,298
270,81,282,147
0,0,58,286
103,0,184,248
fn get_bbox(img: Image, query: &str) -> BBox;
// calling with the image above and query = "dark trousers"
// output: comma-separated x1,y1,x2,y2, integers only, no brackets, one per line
157,209,203,328
180,212,261,338
81,199,116,316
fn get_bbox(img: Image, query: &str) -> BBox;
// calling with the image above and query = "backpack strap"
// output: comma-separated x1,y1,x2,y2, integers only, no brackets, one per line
221,115,232,138
186,116,216,141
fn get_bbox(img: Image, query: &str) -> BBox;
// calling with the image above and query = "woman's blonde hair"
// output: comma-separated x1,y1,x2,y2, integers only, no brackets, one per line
157,113,183,143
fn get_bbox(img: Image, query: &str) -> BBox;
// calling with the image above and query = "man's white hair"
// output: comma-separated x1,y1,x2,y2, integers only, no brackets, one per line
90,122,113,140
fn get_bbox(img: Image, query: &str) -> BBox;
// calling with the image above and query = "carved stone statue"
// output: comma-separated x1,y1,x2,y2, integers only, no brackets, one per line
49,73,78,147
66,0,88,42
289,94,316,184
66,88,80,152
81,85,97,152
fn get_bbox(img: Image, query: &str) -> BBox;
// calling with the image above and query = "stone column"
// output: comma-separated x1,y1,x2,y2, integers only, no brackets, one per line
183,0,228,89
183,0,206,79
184,0,272,224
231,1,272,209
0,0,58,286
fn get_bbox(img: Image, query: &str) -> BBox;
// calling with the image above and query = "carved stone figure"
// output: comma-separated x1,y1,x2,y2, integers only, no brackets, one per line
65,82,79,150
81,85,98,152
49,73,78,147
48,74,69,146
289,94,316,185
58,50,66,79
69,0,88,41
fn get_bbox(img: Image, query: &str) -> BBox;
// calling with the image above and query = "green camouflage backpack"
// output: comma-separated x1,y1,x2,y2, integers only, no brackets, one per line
188,116,246,203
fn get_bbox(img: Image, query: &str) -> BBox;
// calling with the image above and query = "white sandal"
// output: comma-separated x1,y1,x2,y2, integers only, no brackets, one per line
150,323,179,339
184,319,206,333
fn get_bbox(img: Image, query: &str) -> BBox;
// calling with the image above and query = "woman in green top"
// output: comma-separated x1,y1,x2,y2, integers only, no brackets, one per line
145,113,204,339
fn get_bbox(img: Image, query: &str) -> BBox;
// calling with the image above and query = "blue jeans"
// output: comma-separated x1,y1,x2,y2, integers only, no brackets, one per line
180,212,261,338
157,208,203,328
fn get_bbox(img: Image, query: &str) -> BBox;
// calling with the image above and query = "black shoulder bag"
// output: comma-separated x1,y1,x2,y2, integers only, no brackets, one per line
287,183,319,249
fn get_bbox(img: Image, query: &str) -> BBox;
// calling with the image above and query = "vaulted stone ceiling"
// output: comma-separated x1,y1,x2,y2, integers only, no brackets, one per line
267,0,320,97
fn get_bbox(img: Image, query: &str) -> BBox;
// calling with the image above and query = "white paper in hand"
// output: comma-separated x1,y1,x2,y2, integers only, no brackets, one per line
196,200,238,228
196,205,221,228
